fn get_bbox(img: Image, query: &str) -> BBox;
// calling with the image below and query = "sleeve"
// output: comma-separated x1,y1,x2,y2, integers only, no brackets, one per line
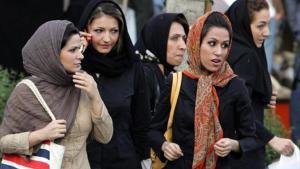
148,74,172,162
230,53,274,147
0,132,34,155
131,62,152,160
143,64,157,116
233,79,257,156
92,98,113,144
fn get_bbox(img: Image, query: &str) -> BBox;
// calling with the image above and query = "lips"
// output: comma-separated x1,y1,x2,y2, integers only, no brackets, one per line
211,59,221,63
99,44,111,49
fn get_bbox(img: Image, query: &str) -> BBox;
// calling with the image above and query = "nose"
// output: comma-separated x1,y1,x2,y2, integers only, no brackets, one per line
77,51,84,60
103,31,110,43
179,37,187,50
263,26,270,38
214,45,223,56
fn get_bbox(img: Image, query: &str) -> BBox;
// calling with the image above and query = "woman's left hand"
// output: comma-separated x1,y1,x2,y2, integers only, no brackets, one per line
214,138,239,157
73,71,99,100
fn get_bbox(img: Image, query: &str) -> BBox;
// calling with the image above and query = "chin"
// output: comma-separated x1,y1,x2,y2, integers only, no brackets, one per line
97,48,112,54
256,43,263,48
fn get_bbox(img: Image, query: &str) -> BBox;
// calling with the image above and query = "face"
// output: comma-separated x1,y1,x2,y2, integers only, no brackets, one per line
60,34,84,73
87,15,120,54
166,22,187,66
199,27,230,74
250,9,270,48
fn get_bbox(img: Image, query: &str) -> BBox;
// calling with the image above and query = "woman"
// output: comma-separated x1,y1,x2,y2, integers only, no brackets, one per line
149,12,256,169
225,0,294,168
0,20,113,169
77,0,151,169
135,13,189,117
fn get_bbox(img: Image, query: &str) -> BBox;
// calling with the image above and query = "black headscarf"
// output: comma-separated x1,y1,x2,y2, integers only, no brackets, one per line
225,0,272,103
135,13,189,75
77,0,136,77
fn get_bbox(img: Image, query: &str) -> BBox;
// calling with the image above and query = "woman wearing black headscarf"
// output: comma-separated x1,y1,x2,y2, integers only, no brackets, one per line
78,0,151,169
135,13,189,117
0,20,113,169
225,0,294,168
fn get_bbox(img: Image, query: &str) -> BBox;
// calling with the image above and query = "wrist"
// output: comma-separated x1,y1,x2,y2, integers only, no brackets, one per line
268,136,277,146
29,129,45,147
231,139,240,152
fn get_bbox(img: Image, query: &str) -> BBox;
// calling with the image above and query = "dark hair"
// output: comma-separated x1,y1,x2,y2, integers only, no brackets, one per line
61,23,79,49
88,2,124,52
174,15,189,35
200,12,232,45
247,0,269,23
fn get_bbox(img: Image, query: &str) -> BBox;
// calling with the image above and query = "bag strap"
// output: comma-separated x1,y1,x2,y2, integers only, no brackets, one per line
17,79,56,121
164,72,182,141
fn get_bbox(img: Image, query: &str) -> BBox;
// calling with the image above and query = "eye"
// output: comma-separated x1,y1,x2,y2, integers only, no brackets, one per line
68,47,77,53
169,35,179,41
257,24,265,30
221,42,230,49
94,28,104,33
169,35,187,42
208,41,216,46
111,28,119,34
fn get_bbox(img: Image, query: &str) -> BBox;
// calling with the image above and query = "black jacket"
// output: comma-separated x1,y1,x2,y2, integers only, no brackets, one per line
87,62,150,169
225,1,274,168
149,74,256,169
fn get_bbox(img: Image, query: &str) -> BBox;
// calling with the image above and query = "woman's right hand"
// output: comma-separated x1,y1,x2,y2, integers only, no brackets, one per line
161,141,184,161
79,31,92,52
29,120,67,146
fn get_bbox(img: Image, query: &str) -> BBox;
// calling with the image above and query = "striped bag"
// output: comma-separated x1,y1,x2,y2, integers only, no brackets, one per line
0,79,65,169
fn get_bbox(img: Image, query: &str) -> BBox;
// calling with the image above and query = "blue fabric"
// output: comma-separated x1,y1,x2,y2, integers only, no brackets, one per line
264,17,277,73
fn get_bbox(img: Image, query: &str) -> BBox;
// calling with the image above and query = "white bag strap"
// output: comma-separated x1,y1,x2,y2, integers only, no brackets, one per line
17,79,56,121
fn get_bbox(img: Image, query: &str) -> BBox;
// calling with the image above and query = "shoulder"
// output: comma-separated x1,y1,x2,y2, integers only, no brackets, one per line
219,77,248,96
228,42,257,66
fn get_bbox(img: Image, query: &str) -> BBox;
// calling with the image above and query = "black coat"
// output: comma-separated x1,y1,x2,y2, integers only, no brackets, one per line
143,63,165,116
225,1,274,168
149,74,256,169
87,62,151,169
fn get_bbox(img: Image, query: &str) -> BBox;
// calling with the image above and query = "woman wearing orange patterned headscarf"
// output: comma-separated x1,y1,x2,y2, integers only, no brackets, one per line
149,12,256,169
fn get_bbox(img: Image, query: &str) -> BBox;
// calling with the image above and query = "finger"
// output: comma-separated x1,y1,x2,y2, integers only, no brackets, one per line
55,119,67,124
173,144,183,156
272,91,278,96
74,84,88,91
79,31,92,37
73,79,87,86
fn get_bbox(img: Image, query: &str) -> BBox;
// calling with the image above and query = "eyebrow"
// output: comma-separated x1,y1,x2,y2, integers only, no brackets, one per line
258,21,268,24
207,37,230,42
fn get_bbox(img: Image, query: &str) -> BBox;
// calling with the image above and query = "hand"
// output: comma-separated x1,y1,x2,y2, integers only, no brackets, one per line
267,91,277,109
161,141,183,161
268,136,294,156
40,119,67,141
73,71,99,100
29,120,66,147
79,31,92,52
214,138,239,157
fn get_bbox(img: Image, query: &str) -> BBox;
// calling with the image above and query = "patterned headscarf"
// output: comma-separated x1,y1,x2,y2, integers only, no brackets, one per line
183,12,236,169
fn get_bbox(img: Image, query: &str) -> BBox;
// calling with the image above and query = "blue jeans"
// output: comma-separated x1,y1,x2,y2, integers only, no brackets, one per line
290,46,300,144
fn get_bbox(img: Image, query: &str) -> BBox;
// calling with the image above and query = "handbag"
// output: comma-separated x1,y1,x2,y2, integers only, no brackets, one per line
151,72,182,169
1,79,65,169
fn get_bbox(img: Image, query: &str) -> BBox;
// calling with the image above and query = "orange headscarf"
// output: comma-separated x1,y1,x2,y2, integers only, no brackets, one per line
183,12,236,169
